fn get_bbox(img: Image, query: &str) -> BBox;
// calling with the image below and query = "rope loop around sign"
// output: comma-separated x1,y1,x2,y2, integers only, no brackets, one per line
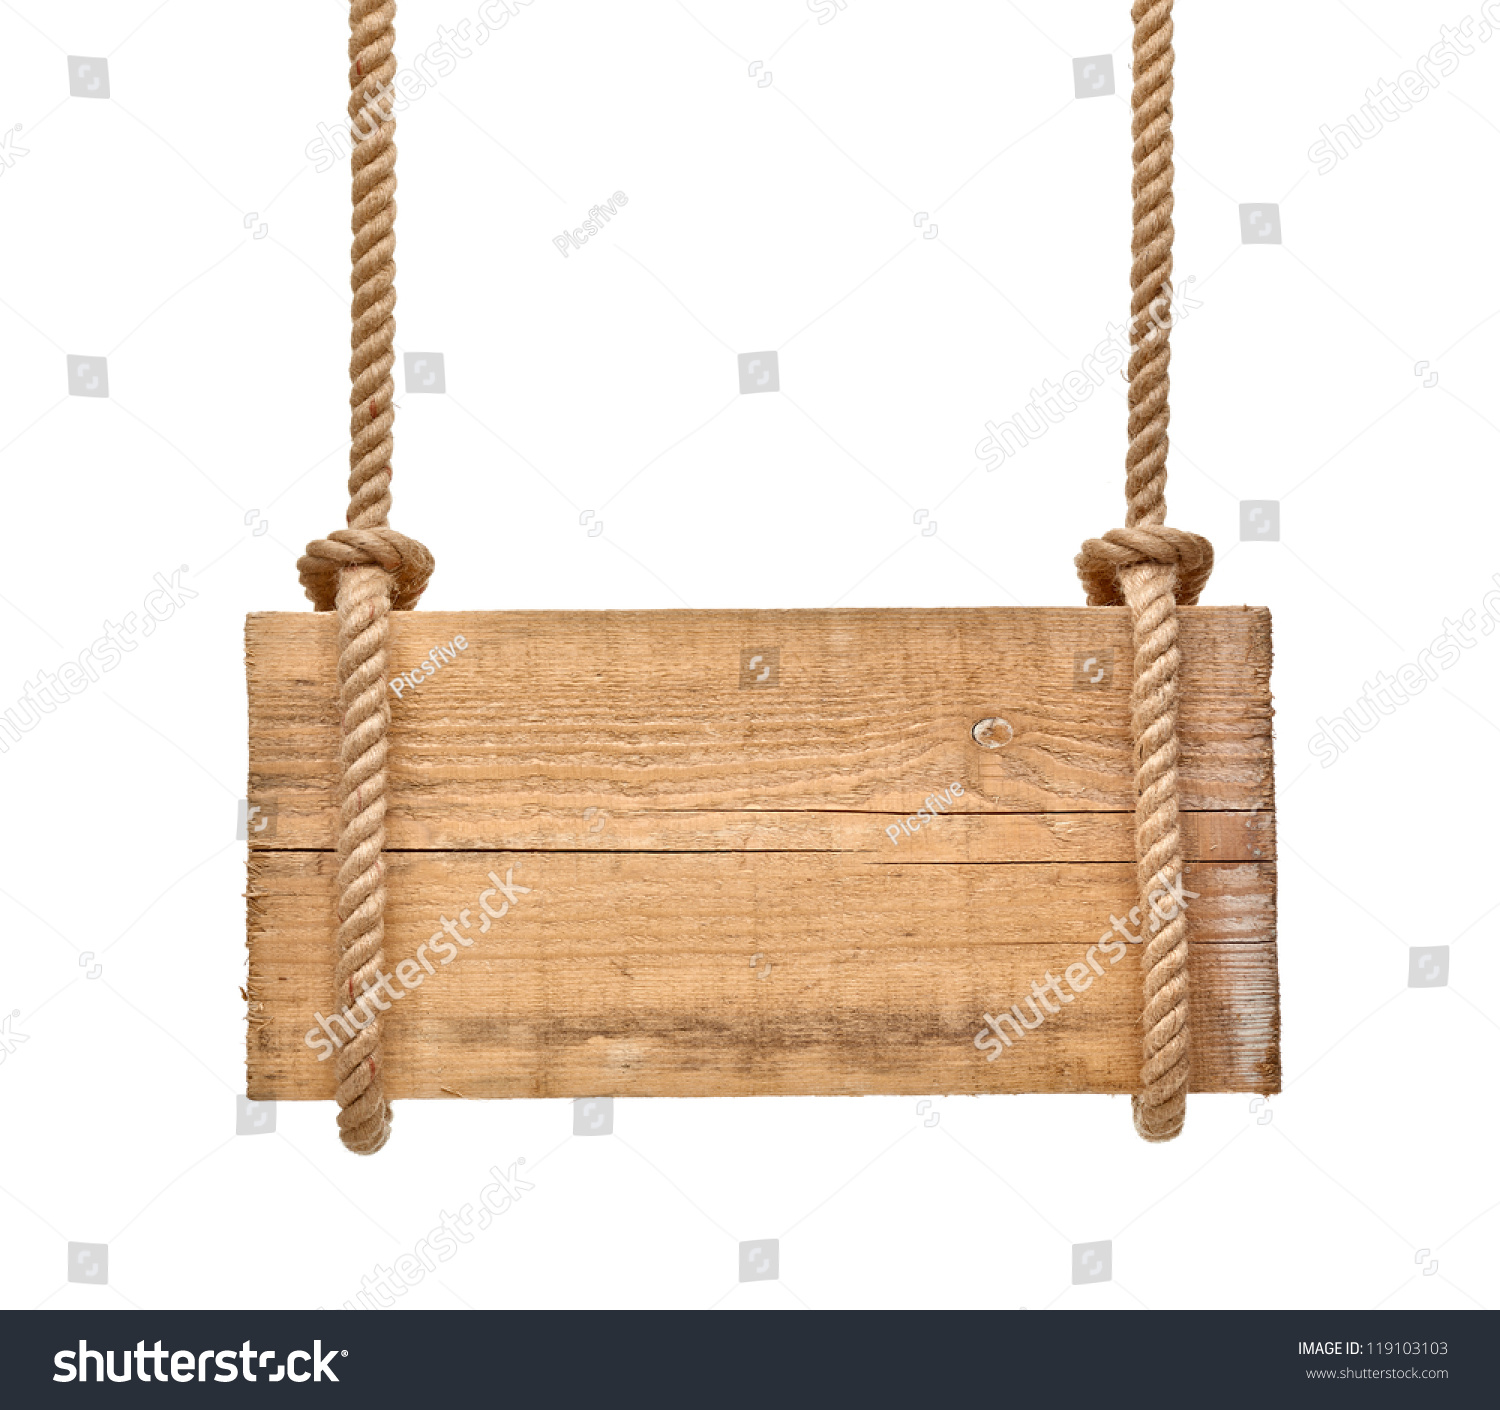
1075,0,1209,1144
297,0,434,1156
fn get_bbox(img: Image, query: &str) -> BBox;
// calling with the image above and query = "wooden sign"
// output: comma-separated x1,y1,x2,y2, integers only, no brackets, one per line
245,607,1278,1102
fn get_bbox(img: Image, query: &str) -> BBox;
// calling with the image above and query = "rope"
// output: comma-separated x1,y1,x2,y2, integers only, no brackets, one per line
281,0,1206,1153
1075,0,1211,1143
296,0,433,1155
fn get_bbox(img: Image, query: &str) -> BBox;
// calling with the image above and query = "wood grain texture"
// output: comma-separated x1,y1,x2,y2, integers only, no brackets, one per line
247,853,1278,1100
244,608,1277,1102
247,608,1273,848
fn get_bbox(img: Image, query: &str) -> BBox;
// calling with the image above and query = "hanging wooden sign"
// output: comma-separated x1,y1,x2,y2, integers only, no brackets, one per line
246,0,1279,1152
245,607,1278,1099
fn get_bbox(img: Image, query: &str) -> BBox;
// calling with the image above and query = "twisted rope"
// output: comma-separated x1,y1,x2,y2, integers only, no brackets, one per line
295,0,433,1155
1075,0,1210,1143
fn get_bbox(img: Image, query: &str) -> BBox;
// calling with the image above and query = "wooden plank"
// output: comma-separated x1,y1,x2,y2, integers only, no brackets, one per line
246,608,1274,849
246,853,1279,1101
250,805,1272,864
244,607,1278,1104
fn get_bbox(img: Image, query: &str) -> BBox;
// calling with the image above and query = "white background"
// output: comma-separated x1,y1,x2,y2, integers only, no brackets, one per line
1,0,1497,1312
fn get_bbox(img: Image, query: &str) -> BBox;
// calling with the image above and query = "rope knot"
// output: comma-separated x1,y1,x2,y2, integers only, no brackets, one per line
297,527,435,611
1075,525,1213,608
